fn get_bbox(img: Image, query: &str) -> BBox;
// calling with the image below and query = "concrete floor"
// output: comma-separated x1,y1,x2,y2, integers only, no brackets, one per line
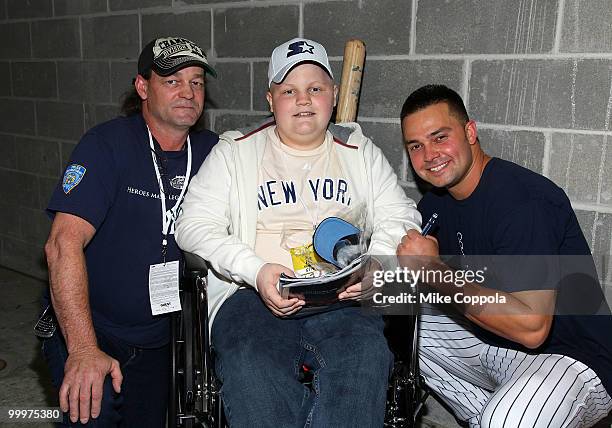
0,268,56,428
0,266,607,428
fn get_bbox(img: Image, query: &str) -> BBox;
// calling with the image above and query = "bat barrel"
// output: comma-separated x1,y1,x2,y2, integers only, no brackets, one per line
336,39,366,124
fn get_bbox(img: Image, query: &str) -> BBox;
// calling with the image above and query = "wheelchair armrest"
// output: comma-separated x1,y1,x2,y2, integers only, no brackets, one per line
182,252,209,278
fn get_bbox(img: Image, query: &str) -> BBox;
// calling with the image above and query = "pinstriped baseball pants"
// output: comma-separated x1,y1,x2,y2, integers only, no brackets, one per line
418,306,612,428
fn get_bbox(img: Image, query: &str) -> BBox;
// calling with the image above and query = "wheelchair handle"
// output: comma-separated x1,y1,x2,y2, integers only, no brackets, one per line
183,252,209,280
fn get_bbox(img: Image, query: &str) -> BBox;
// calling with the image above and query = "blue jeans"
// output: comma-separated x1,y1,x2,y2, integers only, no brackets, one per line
41,328,170,427
211,289,393,428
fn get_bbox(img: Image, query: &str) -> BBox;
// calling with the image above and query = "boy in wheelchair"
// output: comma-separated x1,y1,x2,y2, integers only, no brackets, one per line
175,38,421,427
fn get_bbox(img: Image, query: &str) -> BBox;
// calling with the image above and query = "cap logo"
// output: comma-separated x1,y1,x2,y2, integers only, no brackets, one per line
139,36,216,78
287,40,315,57
268,38,331,86
153,37,205,61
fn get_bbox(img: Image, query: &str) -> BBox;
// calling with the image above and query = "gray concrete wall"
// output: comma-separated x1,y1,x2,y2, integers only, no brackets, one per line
0,0,610,297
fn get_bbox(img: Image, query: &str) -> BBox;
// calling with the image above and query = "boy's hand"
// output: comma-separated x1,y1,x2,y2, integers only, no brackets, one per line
338,257,381,301
256,263,305,316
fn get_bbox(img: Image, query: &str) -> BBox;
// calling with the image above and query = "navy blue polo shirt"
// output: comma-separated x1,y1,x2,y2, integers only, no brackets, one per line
47,113,218,347
418,157,612,395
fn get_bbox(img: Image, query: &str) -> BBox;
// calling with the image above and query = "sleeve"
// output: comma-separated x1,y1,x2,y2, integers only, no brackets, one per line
489,200,561,292
175,139,266,288
365,140,422,258
46,131,117,230
416,194,433,219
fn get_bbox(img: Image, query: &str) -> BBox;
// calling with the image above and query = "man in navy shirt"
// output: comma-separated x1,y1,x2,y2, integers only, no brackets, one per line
43,37,218,426
397,85,612,427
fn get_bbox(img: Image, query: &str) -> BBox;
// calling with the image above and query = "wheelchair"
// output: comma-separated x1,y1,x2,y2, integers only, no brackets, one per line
168,252,224,428
170,253,428,428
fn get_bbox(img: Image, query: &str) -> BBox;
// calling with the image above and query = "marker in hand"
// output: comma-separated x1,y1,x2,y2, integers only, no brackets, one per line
421,213,438,236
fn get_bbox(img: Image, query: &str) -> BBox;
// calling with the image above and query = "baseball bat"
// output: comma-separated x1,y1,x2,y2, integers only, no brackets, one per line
336,39,366,124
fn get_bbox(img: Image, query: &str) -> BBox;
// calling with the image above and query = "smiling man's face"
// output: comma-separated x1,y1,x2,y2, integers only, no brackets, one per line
402,102,478,197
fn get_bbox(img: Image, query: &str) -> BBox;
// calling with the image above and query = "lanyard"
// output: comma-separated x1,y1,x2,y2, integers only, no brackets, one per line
147,127,192,262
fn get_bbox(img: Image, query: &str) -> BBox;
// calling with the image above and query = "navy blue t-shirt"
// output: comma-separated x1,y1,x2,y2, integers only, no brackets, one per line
418,157,612,394
47,114,218,348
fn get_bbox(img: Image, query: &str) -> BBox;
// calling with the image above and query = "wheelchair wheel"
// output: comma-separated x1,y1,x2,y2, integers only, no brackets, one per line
170,267,224,428
383,297,429,427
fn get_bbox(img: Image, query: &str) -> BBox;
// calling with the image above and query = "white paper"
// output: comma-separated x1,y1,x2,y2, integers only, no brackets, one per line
148,260,182,315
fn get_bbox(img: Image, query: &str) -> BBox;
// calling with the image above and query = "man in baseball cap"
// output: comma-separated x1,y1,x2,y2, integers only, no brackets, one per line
42,35,217,426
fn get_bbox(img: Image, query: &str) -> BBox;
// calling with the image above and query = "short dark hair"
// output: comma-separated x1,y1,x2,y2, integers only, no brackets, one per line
400,84,469,124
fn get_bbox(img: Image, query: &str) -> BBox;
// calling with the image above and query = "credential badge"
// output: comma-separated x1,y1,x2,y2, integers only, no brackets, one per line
62,164,86,194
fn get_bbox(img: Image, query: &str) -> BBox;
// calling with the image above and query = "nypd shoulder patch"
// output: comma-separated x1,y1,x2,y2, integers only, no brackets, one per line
62,164,86,194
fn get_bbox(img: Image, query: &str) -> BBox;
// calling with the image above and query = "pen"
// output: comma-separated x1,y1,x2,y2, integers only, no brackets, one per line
421,213,438,236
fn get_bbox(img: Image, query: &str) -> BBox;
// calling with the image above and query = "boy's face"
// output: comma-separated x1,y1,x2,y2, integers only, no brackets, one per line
267,63,337,150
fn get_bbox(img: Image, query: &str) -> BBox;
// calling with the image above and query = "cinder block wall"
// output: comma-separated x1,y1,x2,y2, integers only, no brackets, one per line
0,0,610,297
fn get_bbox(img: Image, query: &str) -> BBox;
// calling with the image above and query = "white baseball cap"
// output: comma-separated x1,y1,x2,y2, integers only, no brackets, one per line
267,38,333,87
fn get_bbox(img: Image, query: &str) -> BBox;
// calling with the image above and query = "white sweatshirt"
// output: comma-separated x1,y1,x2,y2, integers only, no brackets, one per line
175,119,422,326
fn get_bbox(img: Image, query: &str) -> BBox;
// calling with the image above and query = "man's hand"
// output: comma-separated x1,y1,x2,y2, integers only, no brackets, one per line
396,229,440,258
45,213,118,423
59,346,122,424
256,263,305,316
